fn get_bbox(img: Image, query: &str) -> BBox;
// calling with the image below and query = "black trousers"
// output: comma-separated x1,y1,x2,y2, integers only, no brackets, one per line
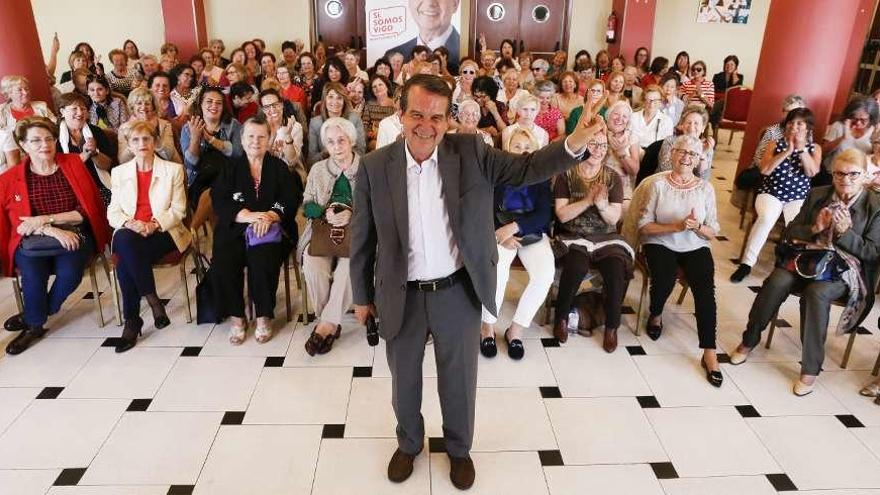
211,237,285,319
554,249,628,330
112,229,177,319
643,244,717,349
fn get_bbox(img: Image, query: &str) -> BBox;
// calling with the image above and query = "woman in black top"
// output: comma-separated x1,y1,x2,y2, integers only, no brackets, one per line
56,92,116,205
211,117,303,346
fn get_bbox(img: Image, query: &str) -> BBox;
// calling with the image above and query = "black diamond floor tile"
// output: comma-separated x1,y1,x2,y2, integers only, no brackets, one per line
637,396,660,408
626,346,646,356
263,356,285,367
82,291,103,300
774,319,792,328
717,353,731,364
857,326,873,335
650,462,679,479
181,346,202,357
538,449,564,466
221,411,246,425
167,486,195,495
735,405,761,418
836,414,865,428
36,387,64,399
541,338,560,348
765,473,797,491
322,424,346,438
101,337,123,347
748,285,761,293
353,366,373,378
127,399,152,412
428,437,446,453
539,386,562,399
53,468,86,486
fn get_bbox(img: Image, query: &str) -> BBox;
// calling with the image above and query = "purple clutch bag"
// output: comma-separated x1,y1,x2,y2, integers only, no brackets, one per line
245,223,283,247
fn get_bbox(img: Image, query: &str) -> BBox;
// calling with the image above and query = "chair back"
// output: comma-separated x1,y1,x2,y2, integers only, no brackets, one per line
621,171,669,250
721,87,752,123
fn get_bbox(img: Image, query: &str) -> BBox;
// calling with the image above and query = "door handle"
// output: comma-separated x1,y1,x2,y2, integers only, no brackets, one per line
554,41,560,52
350,36,356,49
359,36,364,49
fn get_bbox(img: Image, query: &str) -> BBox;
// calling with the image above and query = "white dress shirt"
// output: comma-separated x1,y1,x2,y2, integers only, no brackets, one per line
404,143,463,281
417,24,454,52
630,109,674,148
376,113,403,149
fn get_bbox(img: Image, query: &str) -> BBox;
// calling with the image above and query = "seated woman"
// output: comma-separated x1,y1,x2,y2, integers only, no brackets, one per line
449,99,494,146
553,130,632,352
169,64,200,118
258,89,305,182
654,105,715,180
87,75,130,131
566,79,606,134
472,75,509,139
0,75,57,170
56,92,116,206
821,96,879,184
604,101,641,204
307,82,366,166
105,49,138,97
732,149,880,395
107,121,191,353
1,117,109,354
659,73,685,128
534,81,566,142
553,71,584,121
361,75,396,151
680,61,715,109
732,108,821,282
497,67,528,121
299,117,360,356
117,88,182,164
604,71,628,111
211,117,303,345
638,135,722,386
501,94,549,149
630,85,674,149
479,128,553,359
148,72,181,123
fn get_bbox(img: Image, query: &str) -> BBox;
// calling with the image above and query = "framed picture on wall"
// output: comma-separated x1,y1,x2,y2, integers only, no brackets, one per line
696,0,751,24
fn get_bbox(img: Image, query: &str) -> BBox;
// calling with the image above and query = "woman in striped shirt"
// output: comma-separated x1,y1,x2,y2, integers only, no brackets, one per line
680,61,715,109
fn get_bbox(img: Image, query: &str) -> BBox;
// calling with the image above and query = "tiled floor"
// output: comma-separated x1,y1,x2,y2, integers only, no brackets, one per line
1,136,880,493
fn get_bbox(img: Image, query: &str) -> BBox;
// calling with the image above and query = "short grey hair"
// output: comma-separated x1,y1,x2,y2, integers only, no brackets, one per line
782,94,806,112
320,116,357,146
533,80,556,95
673,134,702,154
458,98,480,116
606,99,632,118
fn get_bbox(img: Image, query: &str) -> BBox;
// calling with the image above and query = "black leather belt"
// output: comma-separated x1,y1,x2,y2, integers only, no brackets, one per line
407,268,466,292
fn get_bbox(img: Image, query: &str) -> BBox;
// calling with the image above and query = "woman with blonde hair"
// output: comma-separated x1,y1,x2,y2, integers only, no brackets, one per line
0,75,56,171
501,94,549,149
117,87,181,164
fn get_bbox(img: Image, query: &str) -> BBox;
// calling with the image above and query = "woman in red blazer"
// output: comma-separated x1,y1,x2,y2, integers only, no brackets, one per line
0,117,109,355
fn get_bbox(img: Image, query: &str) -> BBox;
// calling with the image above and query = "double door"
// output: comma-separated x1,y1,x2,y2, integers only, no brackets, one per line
471,0,571,60
313,0,367,66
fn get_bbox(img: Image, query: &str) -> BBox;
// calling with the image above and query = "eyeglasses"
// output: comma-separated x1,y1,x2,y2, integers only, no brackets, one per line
586,141,608,149
531,67,543,72
645,98,661,104
833,171,862,180
26,137,56,145
261,102,282,110
692,67,704,73
461,69,475,75
673,149,700,160
851,117,870,125
588,88,604,94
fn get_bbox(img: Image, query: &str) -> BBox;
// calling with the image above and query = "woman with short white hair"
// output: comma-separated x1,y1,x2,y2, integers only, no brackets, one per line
501,94,549,149
299,116,360,356
604,100,640,202
0,75,57,170
450,99,493,146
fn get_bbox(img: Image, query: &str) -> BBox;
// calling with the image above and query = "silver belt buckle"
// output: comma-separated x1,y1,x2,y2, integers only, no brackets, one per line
419,280,438,291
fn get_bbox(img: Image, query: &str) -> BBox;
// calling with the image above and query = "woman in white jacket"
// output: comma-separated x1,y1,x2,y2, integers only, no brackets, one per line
107,121,191,353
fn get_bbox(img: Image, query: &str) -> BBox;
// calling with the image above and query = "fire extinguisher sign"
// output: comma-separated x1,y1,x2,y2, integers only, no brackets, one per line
369,7,407,39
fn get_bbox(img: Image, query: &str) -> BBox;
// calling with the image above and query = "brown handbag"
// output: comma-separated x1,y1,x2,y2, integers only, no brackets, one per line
308,204,351,258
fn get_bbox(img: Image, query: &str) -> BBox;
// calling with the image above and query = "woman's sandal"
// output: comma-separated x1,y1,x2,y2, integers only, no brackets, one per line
229,321,247,346
504,328,524,360
860,381,880,397
255,323,274,344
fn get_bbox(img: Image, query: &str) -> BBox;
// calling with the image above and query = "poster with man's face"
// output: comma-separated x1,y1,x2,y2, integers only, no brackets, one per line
366,0,462,70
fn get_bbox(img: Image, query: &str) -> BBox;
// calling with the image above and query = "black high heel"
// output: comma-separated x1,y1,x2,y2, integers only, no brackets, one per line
701,357,723,387
646,317,663,341
116,317,144,353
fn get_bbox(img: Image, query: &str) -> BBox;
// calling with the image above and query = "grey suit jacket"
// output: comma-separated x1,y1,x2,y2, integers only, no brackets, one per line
784,185,880,325
350,134,583,340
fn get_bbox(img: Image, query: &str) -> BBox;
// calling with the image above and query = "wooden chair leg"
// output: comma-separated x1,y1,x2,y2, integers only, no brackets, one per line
841,331,857,369
13,276,24,314
89,262,105,328
765,311,778,349
283,258,292,323
180,261,192,324
728,129,734,145
110,266,123,326
872,348,880,376
295,264,309,324
676,283,689,305
634,273,648,336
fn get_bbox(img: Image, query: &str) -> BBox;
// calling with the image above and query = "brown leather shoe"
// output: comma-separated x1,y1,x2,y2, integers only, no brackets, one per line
553,319,568,343
603,328,618,353
387,448,418,483
449,455,475,490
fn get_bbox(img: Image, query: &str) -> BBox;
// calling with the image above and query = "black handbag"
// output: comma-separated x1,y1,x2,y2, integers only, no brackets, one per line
735,167,761,190
776,242,842,281
195,254,220,324
495,210,543,247
19,225,86,258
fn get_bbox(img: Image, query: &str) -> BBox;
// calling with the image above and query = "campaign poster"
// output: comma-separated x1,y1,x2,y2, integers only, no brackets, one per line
365,0,462,71
696,0,751,24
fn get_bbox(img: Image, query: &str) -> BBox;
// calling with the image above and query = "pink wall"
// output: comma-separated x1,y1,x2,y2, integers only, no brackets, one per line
161,0,207,61
608,0,657,63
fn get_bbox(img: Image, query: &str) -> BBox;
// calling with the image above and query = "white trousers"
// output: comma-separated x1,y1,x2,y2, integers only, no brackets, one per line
741,193,804,267
481,235,555,327
301,251,352,326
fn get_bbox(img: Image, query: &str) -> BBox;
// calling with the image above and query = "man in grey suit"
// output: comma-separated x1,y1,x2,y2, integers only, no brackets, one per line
350,74,605,490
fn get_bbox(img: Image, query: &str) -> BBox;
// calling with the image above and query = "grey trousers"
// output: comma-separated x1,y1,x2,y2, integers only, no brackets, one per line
386,279,480,458
742,267,847,375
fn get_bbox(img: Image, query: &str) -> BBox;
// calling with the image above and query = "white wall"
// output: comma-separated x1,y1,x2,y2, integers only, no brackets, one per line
32,0,166,78
651,0,770,86
205,0,312,55
568,0,612,63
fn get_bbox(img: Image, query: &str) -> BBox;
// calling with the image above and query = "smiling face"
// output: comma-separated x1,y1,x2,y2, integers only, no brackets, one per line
328,64,342,82
608,74,624,93
560,74,576,94
276,66,291,84
671,142,701,176
408,0,460,37
458,104,479,130
585,132,608,163
260,93,284,125
679,112,706,137
225,66,241,84
348,83,364,105
244,43,257,60
150,76,171,100
662,79,678,98
124,41,138,59
260,56,275,76
345,53,358,70
502,70,519,92
401,85,449,161
587,83,604,105
210,40,224,57
61,101,88,130
132,97,155,120
850,110,870,131
325,89,346,117
201,91,225,123
371,78,389,99
481,52,496,70
88,81,108,103
177,68,194,90
460,62,477,83
241,121,269,159
607,107,629,132
7,81,30,107
22,126,57,162
111,53,127,73
300,56,315,74
324,124,353,163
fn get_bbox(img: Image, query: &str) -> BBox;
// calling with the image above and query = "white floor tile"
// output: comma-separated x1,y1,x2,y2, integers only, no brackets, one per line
645,406,779,477
344,377,443,439
245,367,351,424
725,361,848,416
194,425,322,495
284,321,375,367
472,387,557,452
477,340,558,387
636,311,705,357
548,346,651,398
81,411,222,485
749,415,880,490
371,339,438,378
635,355,747,406
545,397,667,465
853,427,880,462
150,356,264,411
60,347,181,399
47,487,169,494
0,469,60,495
0,399,128,469
660,476,778,495
430,451,548,495
544,464,665,495
0,339,101,387
822,371,880,427
311,438,429,495
199,319,296,357
0,387,40,434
